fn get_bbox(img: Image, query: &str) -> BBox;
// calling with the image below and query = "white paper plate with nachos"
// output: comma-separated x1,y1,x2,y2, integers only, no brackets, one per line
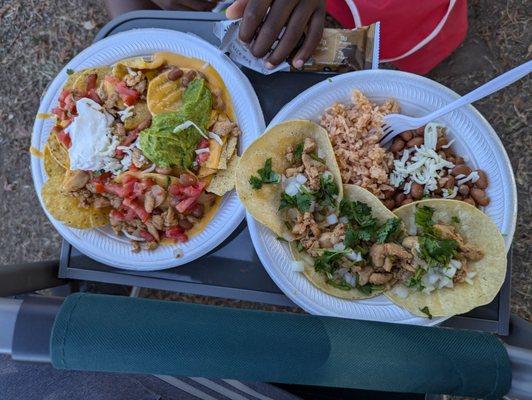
31,29,264,270
247,69,516,325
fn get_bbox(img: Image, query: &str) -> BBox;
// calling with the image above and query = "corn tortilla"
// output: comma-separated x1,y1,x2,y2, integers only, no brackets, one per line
387,199,507,317
207,155,239,196
236,120,343,239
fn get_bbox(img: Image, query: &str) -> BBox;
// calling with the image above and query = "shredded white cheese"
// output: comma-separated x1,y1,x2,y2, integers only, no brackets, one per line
208,131,223,146
117,105,134,122
173,120,209,139
195,148,210,155
457,171,479,186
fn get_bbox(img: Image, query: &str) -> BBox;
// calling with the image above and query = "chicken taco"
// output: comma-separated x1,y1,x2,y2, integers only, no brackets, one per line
37,52,241,253
386,199,506,318
236,120,409,299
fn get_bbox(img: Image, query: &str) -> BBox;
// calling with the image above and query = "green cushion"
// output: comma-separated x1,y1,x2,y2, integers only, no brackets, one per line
51,293,511,399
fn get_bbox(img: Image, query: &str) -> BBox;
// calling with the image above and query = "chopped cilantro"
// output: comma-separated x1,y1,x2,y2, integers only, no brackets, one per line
249,158,280,189
419,236,457,268
276,236,287,242
344,225,372,248
451,216,460,224
340,199,377,229
406,267,426,290
279,189,313,213
293,142,304,160
420,306,433,319
314,249,348,275
358,284,384,295
415,205,435,234
66,68,75,75
315,173,338,207
309,152,324,162
327,78,333,83
249,176,263,189
296,241,304,251
376,218,401,244
326,278,352,291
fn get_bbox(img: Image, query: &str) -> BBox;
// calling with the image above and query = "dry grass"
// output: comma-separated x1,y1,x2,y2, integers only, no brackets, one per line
0,0,529,321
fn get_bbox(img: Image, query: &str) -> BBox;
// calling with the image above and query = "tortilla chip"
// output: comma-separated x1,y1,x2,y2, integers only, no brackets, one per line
124,101,151,130
235,120,343,239
41,176,93,228
147,70,185,115
118,54,166,70
387,199,507,317
218,136,238,170
206,155,239,196
72,67,111,94
46,133,69,169
90,208,110,228
64,70,84,90
43,146,65,178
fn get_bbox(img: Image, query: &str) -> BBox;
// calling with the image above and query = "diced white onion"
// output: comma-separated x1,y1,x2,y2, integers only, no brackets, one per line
333,242,345,251
345,251,363,262
290,261,305,272
295,173,307,184
326,214,338,225
391,284,409,298
339,216,349,224
465,271,477,285
317,148,325,159
343,272,357,287
449,259,462,269
122,230,145,242
195,147,210,155
285,182,300,196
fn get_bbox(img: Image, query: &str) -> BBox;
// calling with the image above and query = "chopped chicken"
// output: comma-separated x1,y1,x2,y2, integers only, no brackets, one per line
302,154,326,190
62,170,90,192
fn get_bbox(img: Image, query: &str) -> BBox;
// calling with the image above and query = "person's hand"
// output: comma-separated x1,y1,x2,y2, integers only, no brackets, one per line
226,0,326,69
152,0,218,11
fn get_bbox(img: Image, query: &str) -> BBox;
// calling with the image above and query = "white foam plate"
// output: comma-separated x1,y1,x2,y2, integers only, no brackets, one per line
31,29,265,271
248,69,517,326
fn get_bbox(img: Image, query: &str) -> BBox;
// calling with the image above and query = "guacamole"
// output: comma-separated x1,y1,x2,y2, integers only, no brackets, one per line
139,78,212,169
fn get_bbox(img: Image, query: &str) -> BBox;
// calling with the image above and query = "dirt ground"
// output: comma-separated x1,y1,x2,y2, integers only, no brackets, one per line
0,0,530,321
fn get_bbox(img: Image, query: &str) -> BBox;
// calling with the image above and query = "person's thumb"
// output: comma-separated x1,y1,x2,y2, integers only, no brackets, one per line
225,0,249,19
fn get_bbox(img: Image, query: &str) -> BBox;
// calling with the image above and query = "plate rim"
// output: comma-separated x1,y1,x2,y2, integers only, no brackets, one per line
31,28,265,271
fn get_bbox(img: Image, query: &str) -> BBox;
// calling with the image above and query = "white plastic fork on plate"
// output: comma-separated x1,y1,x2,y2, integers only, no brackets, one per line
380,60,532,145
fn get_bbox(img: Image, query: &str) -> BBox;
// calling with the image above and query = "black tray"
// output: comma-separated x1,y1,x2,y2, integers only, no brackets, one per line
59,10,512,334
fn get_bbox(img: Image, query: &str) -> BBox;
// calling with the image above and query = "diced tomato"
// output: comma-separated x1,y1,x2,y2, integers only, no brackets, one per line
165,227,188,243
86,73,97,92
93,182,106,194
110,210,126,221
139,230,155,242
56,130,71,148
122,198,149,222
52,107,66,120
64,94,77,114
195,151,210,164
175,197,197,214
121,130,139,147
114,149,125,159
132,180,153,197
197,138,210,149
58,89,71,105
93,172,111,183
116,82,140,106
168,183,182,197
105,75,120,85
123,207,137,221
87,89,102,105
182,181,206,198
104,182,134,198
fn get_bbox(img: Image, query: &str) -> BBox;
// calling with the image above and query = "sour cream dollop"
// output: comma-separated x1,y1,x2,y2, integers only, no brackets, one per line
66,98,119,171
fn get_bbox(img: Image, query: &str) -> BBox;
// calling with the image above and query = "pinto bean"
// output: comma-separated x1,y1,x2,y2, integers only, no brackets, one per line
167,68,183,81
436,137,448,150
475,170,488,189
451,164,472,177
390,138,405,153
406,137,424,148
471,188,490,206
463,197,476,206
394,192,406,204
414,127,425,137
189,203,204,219
400,131,414,141
179,173,196,186
458,184,470,196
411,183,424,200
454,156,465,165
439,176,455,189
383,199,395,209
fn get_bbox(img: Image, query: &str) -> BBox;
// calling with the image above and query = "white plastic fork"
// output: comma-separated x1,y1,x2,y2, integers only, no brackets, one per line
380,60,532,145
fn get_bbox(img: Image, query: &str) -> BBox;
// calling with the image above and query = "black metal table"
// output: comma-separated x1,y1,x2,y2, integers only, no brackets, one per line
59,10,512,335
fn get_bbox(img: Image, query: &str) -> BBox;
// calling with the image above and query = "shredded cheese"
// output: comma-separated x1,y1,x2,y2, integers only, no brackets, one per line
117,106,134,122
208,131,223,146
173,120,209,139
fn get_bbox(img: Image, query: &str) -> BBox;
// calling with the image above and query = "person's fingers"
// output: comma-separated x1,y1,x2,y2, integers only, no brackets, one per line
266,1,316,66
292,6,325,69
238,0,271,43
250,0,299,59
226,0,248,19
